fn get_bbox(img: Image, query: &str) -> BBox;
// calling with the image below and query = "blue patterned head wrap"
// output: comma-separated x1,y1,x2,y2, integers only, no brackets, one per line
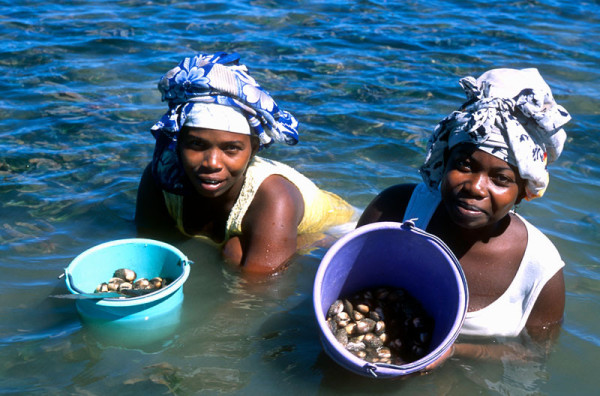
150,52,299,194
419,68,571,200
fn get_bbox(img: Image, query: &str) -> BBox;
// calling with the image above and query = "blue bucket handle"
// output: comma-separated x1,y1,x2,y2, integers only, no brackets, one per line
60,256,193,296
363,363,379,378
180,258,194,266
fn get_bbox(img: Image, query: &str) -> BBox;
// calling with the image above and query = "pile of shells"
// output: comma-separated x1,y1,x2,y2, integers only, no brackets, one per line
326,286,434,365
94,268,169,297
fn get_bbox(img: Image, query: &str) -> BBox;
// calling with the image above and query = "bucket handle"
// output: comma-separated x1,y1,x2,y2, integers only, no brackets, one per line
363,362,379,378
401,218,418,229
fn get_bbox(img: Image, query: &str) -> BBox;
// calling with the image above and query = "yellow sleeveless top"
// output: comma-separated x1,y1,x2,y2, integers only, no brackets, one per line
162,156,356,242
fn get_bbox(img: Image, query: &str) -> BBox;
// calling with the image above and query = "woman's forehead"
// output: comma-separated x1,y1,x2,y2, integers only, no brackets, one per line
450,144,514,169
182,127,253,142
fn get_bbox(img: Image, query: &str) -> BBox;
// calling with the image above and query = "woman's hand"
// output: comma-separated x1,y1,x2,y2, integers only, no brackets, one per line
421,344,455,374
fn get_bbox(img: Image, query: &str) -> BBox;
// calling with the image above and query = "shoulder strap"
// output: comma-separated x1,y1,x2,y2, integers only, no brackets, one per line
403,183,441,230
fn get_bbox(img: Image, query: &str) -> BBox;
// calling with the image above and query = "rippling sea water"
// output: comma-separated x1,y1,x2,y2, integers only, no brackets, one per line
1,1,599,394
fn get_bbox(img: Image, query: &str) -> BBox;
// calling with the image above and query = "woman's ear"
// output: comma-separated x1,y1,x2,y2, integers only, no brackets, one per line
515,180,527,205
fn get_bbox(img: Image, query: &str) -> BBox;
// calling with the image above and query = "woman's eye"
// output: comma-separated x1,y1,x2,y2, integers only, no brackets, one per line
187,139,206,149
455,159,471,171
223,145,242,153
494,174,515,186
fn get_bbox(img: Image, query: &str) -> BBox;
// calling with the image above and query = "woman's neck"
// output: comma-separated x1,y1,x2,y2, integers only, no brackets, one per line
429,205,512,259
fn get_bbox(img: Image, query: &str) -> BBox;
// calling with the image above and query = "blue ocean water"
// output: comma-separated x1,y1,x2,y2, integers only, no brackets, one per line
1,0,599,394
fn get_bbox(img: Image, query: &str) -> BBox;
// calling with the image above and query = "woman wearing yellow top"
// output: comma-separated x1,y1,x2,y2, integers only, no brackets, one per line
135,52,355,276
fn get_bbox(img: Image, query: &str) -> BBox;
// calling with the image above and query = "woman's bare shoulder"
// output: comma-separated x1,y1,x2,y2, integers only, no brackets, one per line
357,183,418,227
242,174,305,232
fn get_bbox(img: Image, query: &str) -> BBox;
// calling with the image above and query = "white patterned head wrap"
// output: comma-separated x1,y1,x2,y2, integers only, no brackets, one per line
149,52,299,195
419,68,571,200
184,102,251,135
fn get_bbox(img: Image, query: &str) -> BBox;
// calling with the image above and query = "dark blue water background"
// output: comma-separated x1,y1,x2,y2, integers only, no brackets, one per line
1,1,599,394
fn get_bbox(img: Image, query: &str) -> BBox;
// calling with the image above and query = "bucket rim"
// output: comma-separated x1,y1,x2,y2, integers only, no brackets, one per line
64,238,191,307
313,221,468,377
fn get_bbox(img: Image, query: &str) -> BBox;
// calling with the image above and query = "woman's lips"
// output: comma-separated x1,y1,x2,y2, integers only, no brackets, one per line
197,177,224,190
456,200,486,215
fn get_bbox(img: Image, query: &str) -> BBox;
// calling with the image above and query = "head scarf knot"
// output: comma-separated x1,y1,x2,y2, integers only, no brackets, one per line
419,68,571,200
150,52,299,194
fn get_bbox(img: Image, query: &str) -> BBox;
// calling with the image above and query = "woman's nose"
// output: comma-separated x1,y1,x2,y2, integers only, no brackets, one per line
202,149,221,169
465,172,487,197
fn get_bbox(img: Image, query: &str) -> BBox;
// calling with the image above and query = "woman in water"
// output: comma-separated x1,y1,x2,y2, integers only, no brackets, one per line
136,52,355,277
358,68,571,362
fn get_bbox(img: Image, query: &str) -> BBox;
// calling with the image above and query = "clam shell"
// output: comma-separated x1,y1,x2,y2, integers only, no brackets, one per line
95,282,109,293
346,341,366,352
355,304,370,314
133,278,150,290
355,318,376,334
335,329,349,346
150,277,164,289
327,300,344,318
363,333,383,349
114,268,136,282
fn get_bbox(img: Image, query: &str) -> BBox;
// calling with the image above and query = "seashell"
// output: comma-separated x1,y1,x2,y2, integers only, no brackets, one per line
133,278,150,290
344,322,357,335
378,333,388,344
327,318,337,334
114,268,136,282
327,300,344,318
352,310,364,322
378,347,392,359
374,307,385,321
346,341,366,352
335,329,349,346
363,333,383,349
369,311,381,321
356,318,376,334
95,282,109,293
334,311,350,327
355,303,370,314
374,320,385,335
107,278,124,292
342,299,353,314
349,335,364,343
331,286,434,366
150,277,164,289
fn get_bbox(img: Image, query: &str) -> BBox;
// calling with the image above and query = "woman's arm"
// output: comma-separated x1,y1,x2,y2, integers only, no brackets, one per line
425,265,565,371
222,175,305,277
357,183,416,227
525,268,565,341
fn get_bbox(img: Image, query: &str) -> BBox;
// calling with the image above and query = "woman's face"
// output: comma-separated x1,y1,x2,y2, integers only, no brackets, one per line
440,144,524,230
178,127,256,199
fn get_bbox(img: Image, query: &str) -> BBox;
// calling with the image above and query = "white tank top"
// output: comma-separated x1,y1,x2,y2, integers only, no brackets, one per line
404,183,564,337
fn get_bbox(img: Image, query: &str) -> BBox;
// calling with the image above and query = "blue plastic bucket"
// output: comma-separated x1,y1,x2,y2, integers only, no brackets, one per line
313,221,468,378
64,238,191,323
